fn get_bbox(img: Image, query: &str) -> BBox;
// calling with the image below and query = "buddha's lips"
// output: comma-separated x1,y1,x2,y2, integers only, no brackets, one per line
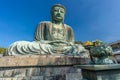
56,16,63,19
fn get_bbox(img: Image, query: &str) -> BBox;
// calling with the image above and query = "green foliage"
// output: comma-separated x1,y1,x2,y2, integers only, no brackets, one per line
0,47,6,54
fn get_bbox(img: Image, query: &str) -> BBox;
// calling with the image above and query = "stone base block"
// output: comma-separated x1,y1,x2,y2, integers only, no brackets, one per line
75,64,120,80
0,55,90,67
0,55,89,80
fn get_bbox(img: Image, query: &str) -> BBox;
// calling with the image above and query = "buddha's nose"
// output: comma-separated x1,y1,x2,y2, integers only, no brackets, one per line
58,9,61,13
57,11,61,16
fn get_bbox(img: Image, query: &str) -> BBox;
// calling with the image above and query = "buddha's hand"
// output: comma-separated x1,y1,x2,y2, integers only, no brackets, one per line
41,40,73,46
40,40,64,44
48,40,73,46
48,40,67,44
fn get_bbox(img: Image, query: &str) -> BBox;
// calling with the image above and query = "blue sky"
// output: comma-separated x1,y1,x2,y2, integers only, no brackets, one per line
0,0,120,48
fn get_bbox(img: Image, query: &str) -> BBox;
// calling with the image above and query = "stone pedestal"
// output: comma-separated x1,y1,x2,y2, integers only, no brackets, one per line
75,64,120,80
0,55,90,80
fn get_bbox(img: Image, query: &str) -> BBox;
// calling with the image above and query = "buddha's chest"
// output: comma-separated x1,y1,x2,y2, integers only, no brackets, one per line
51,25,65,40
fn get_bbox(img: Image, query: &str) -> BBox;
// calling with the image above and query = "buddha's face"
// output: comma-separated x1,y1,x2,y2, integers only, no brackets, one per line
51,6,65,23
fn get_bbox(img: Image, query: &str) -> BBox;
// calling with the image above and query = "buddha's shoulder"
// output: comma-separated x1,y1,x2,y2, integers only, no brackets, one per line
38,21,52,24
64,24,72,29
37,21,72,29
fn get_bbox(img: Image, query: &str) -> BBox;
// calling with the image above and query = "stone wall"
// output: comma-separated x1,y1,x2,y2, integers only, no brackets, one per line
0,66,82,80
0,55,90,80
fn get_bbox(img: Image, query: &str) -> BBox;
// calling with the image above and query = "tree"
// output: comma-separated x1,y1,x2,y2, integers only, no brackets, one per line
0,47,6,54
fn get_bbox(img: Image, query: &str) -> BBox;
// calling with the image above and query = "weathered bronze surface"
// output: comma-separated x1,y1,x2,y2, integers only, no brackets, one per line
4,4,89,57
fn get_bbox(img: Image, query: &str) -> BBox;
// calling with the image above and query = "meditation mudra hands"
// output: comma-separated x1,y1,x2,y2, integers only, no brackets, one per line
43,40,73,46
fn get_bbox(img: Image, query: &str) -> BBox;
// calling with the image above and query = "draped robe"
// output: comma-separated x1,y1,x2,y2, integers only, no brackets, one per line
34,21,74,42
4,21,89,57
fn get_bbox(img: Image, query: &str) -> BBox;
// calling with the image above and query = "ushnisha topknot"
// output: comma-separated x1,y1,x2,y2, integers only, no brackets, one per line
50,4,66,14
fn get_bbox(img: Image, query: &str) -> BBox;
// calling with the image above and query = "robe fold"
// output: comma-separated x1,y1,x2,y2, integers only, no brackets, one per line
34,21,74,42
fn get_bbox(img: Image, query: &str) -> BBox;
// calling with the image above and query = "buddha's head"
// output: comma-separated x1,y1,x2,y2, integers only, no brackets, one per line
51,4,66,24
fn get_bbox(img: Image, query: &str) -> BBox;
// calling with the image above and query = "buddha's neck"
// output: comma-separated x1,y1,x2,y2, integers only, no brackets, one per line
52,20,63,25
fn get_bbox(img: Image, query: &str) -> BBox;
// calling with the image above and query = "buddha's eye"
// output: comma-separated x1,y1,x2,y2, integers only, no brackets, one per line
53,10,57,13
60,10,64,13
60,9,64,13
